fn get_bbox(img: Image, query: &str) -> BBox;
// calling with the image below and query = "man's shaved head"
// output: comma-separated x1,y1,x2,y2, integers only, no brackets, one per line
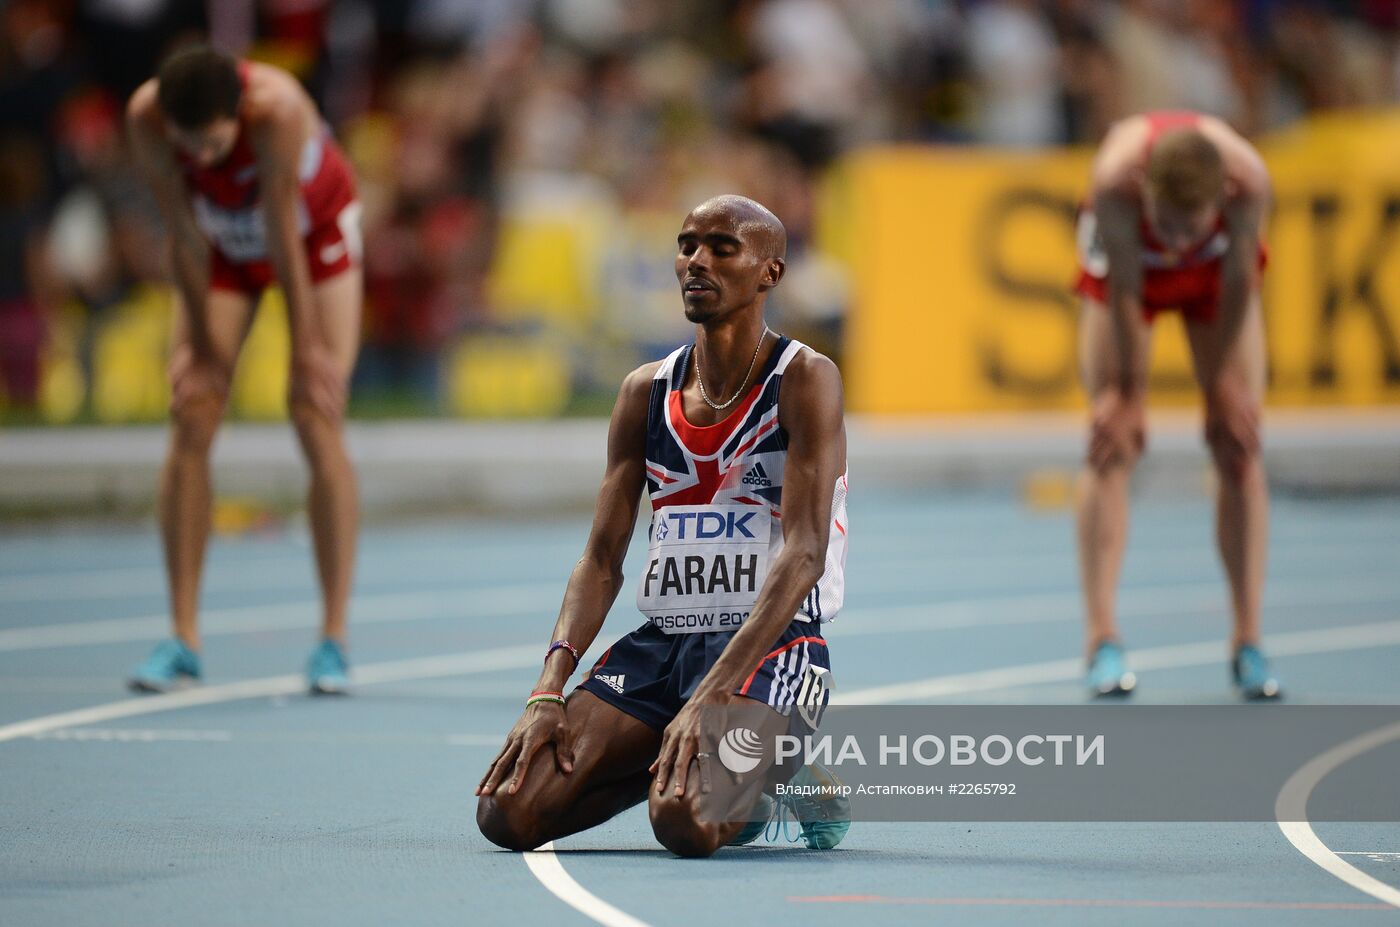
686,194,787,261
675,195,787,324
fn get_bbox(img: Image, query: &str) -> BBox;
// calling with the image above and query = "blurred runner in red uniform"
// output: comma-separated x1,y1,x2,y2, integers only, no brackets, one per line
1073,110,1280,700
126,45,361,695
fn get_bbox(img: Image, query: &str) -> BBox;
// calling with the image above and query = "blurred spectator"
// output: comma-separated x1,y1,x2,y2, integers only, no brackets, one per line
4,0,1400,420
965,0,1062,147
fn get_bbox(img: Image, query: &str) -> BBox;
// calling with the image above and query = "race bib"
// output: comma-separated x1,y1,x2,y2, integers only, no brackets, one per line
194,198,268,262
637,504,770,634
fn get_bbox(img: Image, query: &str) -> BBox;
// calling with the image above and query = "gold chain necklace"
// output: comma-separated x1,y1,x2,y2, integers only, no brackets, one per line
695,327,769,411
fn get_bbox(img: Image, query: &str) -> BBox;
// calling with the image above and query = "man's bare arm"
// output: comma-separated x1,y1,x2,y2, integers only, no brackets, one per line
1095,191,1146,395
250,95,320,350
690,349,846,699
126,81,211,351
534,365,654,693
1213,147,1270,382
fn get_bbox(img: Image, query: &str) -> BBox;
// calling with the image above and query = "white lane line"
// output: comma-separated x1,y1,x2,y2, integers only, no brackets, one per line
0,542,582,604
830,576,1400,639
29,728,234,742
8,568,1400,655
1,560,309,603
0,583,556,652
6,533,1394,604
1277,722,1400,908
0,644,540,744
524,843,654,927
837,618,1400,704
25,728,506,747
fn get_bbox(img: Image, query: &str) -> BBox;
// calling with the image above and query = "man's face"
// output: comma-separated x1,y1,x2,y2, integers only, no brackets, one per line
165,116,239,168
674,207,780,324
1143,191,1220,255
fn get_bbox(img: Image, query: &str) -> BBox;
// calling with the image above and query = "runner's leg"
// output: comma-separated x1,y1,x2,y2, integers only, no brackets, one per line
160,288,257,649
477,690,663,851
1075,297,1152,656
1186,291,1268,649
647,702,795,858
289,267,361,643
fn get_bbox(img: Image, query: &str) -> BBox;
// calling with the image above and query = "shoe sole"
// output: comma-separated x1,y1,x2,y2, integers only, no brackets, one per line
309,680,350,696
1090,671,1137,698
127,675,199,695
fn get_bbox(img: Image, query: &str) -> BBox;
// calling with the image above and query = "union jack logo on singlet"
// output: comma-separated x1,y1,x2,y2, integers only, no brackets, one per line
637,336,848,631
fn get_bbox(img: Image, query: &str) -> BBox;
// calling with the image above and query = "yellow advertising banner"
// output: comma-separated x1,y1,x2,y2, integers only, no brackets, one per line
840,112,1400,413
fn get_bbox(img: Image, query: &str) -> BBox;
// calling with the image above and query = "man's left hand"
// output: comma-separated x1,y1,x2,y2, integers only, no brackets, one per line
650,689,745,798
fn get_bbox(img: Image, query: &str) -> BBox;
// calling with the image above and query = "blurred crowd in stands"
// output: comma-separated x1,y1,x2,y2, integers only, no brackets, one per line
3,0,1399,417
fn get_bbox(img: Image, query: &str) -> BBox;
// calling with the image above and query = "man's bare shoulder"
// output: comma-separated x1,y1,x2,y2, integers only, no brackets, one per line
126,78,160,128
781,345,843,403
1196,116,1271,199
241,62,314,126
1091,115,1151,198
617,360,663,406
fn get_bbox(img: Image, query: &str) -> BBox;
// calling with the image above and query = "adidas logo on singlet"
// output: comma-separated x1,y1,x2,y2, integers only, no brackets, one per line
596,673,626,693
741,462,773,488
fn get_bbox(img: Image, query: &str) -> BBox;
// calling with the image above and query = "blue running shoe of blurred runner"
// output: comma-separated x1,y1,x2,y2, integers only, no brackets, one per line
1232,643,1282,701
307,639,350,695
1086,640,1136,697
128,638,201,693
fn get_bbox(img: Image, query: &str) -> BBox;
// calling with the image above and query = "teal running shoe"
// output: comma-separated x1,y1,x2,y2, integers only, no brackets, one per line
307,639,350,695
1233,644,1282,701
1087,640,1136,697
128,638,201,693
727,792,776,847
772,763,851,850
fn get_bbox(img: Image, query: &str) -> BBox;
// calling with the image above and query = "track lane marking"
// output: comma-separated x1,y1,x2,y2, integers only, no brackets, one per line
0,584,556,651
524,844,654,927
1277,722,1400,909
0,645,540,743
787,894,1395,911
8,571,1400,653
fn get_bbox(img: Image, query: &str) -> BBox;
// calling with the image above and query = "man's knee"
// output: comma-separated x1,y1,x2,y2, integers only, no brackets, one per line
287,398,349,462
476,791,546,852
649,795,725,859
288,396,334,434
1085,424,1145,476
1205,421,1261,483
170,394,226,453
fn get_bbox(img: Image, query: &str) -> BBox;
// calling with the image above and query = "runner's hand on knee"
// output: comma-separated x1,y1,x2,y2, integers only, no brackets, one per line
476,701,572,797
651,701,710,797
1089,390,1145,470
289,340,347,423
1205,377,1260,479
168,345,231,414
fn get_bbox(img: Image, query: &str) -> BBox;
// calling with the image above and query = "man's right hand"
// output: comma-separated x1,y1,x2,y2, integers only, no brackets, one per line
168,343,231,414
476,701,576,797
1089,389,1146,470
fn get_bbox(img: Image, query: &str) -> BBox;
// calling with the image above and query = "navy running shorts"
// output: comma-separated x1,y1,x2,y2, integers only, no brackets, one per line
576,619,831,732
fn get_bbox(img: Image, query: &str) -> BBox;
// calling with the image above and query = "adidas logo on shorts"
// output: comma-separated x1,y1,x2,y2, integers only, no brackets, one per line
596,673,626,693
741,462,773,488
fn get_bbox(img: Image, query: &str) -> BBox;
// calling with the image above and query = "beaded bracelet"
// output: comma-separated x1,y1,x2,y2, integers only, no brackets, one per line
545,639,582,667
526,691,566,709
